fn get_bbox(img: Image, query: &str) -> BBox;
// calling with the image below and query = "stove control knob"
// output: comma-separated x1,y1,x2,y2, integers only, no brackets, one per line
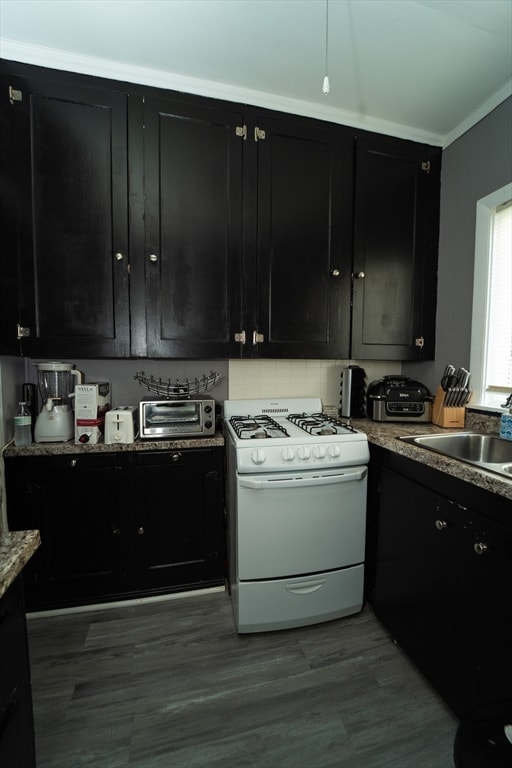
328,444,341,458
281,447,295,462
297,446,311,460
313,445,326,459
251,449,266,465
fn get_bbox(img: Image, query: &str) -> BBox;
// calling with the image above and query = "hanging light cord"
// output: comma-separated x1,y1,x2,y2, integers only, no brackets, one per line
323,0,330,95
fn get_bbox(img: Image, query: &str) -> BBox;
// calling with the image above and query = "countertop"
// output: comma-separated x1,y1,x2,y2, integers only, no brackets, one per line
3,432,225,457
350,415,512,502
4,416,511,501
0,530,41,600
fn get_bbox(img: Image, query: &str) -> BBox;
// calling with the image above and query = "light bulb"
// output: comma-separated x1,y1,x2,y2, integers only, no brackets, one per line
322,75,330,95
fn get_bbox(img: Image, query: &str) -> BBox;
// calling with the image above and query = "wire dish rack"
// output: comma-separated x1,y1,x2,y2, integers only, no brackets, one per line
133,370,223,399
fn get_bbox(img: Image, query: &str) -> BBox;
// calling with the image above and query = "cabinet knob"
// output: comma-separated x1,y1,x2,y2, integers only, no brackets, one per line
137,526,145,535
355,271,365,279
149,254,158,263
70,459,77,468
435,519,448,530
114,252,124,261
474,541,488,555
112,527,121,535
171,452,182,462
330,268,340,277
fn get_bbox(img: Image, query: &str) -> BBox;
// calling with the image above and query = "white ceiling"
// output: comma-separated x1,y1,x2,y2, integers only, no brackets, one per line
1,0,511,146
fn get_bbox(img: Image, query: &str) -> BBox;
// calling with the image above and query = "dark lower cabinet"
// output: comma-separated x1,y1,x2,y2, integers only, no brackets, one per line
5,447,225,611
369,447,512,717
0,575,36,768
133,449,225,591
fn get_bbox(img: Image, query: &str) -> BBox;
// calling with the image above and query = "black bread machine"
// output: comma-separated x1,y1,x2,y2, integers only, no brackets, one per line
367,375,432,422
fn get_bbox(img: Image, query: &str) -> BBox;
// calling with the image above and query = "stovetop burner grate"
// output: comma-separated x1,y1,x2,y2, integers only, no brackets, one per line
287,412,357,436
229,414,290,440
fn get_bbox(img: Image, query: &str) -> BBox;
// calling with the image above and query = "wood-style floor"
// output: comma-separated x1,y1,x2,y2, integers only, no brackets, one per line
27,589,458,767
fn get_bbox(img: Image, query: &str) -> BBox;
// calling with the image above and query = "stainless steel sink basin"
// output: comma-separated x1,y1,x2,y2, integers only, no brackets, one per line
399,432,512,478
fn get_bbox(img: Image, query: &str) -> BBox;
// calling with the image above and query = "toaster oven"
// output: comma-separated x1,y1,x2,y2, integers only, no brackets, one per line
139,398,216,439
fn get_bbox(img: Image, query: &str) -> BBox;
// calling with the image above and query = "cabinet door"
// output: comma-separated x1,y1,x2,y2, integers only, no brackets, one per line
139,96,243,358
0,577,36,768
248,114,353,359
5,454,130,610
373,467,477,715
351,133,440,360
1,65,130,357
133,448,225,591
464,513,512,707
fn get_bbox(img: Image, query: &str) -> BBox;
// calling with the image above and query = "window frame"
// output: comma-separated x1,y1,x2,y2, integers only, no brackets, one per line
470,182,512,411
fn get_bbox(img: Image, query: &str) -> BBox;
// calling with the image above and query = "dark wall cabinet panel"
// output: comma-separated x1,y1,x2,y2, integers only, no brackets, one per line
252,115,353,359
1,67,130,357
138,98,243,358
352,134,441,360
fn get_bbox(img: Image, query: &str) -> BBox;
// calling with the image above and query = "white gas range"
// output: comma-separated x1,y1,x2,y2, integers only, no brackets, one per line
223,397,369,634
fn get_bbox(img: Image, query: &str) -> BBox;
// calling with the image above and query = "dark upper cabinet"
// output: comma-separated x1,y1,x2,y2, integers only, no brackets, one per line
241,112,353,359
351,133,441,360
1,60,442,361
132,95,243,358
0,64,131,358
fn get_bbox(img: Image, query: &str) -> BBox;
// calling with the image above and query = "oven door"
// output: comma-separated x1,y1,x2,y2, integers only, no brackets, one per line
236,466,367,580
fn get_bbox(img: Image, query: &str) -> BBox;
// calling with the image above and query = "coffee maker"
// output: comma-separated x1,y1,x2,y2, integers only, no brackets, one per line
34,362,82,442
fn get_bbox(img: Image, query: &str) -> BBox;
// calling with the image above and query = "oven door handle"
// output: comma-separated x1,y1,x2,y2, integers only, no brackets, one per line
286,579,326,595
239,468,367,490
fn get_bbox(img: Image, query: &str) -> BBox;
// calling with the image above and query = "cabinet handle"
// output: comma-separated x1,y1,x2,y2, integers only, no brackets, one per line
112,527,121,535
137,526,145,535
435,519,448,530
114,252,124,261
171,452,182,462
474,542,488,555
149,254,158,263
330,268,340,277
355,271,365,279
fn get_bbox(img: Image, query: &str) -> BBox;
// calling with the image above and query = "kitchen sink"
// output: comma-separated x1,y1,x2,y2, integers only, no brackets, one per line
399,432,512,478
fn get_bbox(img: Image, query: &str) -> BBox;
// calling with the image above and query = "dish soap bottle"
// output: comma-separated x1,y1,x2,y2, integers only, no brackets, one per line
14,401,32,446
500,407,512,441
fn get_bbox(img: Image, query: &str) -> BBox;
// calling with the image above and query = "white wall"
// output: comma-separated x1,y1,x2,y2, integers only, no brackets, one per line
227,359,402,408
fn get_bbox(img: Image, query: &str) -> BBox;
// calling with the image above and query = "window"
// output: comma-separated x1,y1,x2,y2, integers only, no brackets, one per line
470,183,512,410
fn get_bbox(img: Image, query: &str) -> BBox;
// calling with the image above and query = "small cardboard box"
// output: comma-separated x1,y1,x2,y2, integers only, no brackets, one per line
75,417,105,445
432,386,466,428
74,383,111,420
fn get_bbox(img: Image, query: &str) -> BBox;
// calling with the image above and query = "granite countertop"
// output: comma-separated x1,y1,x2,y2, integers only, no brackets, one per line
0,530,41,600
350,415,512,502
3,431,225,457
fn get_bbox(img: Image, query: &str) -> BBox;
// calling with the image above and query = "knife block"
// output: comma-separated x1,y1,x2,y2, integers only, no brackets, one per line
432,386,466,428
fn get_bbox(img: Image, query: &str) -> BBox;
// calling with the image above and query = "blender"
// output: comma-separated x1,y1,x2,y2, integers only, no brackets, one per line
34,362,82,442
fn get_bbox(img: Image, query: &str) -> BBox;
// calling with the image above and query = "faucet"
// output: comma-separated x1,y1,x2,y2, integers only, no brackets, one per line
502,393,512,409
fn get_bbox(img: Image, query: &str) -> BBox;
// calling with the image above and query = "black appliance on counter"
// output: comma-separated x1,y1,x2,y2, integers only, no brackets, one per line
339,365,367,418
367,375,432,422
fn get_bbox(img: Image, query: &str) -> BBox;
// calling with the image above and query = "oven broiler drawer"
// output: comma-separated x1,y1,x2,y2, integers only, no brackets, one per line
234,565,364,633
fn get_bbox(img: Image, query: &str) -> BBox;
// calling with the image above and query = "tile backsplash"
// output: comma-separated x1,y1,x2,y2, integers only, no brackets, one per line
227,359,402,408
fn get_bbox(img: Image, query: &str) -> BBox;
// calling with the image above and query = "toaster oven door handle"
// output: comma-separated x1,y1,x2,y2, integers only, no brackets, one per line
239,468,367,490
